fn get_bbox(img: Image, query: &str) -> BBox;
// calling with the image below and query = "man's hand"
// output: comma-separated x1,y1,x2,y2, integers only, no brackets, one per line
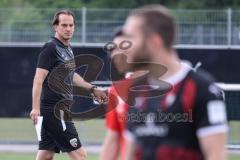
30,108,40,125
91,87,108,104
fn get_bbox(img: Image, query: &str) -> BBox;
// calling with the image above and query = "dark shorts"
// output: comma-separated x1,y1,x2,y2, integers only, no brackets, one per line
39,111,82,153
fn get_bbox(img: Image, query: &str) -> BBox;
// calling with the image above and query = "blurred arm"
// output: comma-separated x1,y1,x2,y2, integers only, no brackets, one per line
199,132,227,160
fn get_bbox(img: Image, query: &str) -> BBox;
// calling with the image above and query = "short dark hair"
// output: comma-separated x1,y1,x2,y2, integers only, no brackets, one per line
52,10,75,26
130,5,175,49
112,26,123,39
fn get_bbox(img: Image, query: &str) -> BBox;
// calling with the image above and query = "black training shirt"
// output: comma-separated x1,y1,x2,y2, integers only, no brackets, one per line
37,37,76,112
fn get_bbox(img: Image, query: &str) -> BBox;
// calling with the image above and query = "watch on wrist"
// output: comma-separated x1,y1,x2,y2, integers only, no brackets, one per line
90,85,97,94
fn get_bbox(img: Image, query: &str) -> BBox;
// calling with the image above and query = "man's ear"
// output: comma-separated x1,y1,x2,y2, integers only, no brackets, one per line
148,34,164,51
151,34,164,48
53,25,57,32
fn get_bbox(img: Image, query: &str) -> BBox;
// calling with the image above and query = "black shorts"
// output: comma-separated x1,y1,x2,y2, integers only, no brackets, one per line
39,111,82,153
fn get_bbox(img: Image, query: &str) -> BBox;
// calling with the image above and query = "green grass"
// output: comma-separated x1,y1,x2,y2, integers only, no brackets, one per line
0,152,239,160
228,121,240,144
0,118,106,143
0,118,104,159
229,155,240,160
0,118,240,144
0,118,239,159
0,152,98,160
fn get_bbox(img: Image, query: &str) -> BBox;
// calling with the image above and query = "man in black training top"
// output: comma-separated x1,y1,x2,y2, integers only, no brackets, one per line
121,5,228,160
30,10,107,160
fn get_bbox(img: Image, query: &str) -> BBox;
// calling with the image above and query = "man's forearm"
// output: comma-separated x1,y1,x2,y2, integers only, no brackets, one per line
73,73,107,102
200,133,227,160
32,77,43,110
73,73,93,91
206,152,227,160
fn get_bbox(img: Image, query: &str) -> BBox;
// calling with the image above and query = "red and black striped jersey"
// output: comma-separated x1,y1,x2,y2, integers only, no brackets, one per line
125,63,227,160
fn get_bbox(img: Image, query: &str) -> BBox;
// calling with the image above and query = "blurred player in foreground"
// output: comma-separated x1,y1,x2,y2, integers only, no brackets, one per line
121,5,228,160
30,10,106,160
100,28,131,160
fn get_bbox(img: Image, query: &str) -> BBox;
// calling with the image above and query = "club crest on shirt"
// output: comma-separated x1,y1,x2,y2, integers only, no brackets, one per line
69,138,78,148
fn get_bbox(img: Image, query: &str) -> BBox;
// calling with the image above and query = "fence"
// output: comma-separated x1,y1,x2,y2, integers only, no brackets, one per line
0,8,240,46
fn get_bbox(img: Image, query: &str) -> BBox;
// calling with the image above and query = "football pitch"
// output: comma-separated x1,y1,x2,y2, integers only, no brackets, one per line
0,153,99,160
0,118,239,160
0,118,106,143
2,152,240,160
0,118,104,160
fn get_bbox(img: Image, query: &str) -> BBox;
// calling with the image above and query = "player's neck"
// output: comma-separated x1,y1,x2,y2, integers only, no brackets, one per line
154,50,182,80
55,35,70,46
